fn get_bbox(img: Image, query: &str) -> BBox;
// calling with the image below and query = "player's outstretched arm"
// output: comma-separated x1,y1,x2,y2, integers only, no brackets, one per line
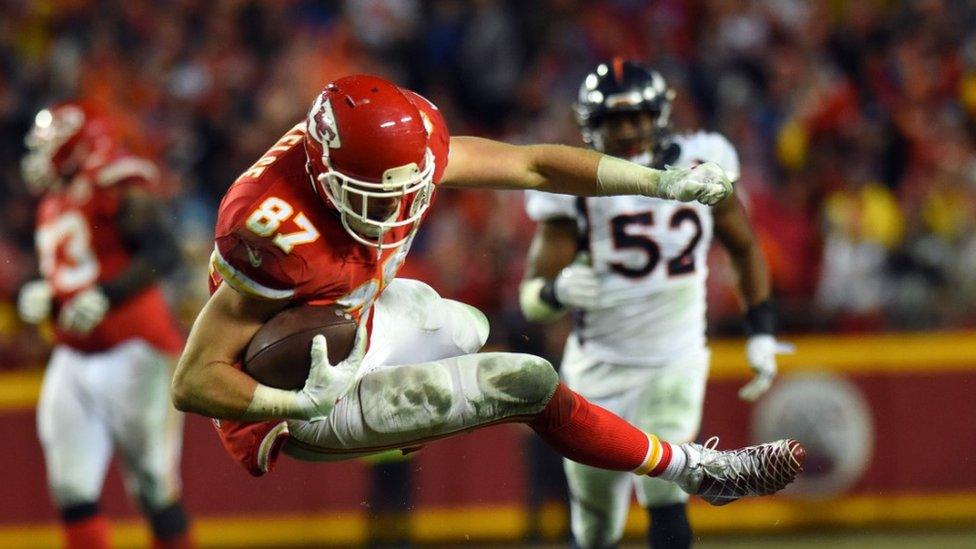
440,136,732,205
712,196,794,401
713,196,770,310
172,282,288,419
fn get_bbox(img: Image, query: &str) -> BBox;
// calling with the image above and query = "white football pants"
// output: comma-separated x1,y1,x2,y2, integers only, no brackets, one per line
561,336,709,549
36,340,184,510
285,279,558,461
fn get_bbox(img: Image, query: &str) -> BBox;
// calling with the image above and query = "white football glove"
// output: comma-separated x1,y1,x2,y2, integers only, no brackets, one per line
658,161,733,206
738,334,796,402
298,325,368,422
554,264,600,310
58,286,110,335
18,279,52,324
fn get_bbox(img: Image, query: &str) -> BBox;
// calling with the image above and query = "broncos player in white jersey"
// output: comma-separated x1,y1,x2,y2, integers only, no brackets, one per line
520,59,794,548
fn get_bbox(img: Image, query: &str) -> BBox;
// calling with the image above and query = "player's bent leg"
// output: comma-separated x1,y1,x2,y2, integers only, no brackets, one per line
285,352,557,458
60,503,110,549
37,346,115,549
564,459,632,549
145,502,192,549
645,503,692,549
365,278,489,367
632,357,706,548
528,382,661,473
442,298,490,356
104,344,193,547
37,346,115,507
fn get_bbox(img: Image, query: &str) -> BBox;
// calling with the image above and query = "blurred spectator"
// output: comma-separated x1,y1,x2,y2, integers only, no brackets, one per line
2,0,976,373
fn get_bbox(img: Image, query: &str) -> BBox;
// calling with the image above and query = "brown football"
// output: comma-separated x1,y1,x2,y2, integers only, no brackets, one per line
243,305,358,390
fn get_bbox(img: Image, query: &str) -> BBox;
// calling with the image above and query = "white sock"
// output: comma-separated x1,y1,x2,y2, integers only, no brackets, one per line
655,443,688,482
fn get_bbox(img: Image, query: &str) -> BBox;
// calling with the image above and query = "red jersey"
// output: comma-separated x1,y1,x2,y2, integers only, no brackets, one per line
36,150,185,355
209,92,451,317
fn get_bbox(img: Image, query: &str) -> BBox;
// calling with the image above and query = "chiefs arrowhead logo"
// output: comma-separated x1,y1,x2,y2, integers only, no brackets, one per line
308,95,341,149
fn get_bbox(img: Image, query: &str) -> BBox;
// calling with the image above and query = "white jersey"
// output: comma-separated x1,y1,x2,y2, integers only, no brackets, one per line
525,131,739,373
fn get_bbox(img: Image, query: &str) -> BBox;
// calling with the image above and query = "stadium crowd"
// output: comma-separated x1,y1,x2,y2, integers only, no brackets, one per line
1,0,975,370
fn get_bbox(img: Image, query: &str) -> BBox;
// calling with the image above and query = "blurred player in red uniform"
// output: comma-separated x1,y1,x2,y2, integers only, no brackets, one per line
173,75,803,507
18,103,193,549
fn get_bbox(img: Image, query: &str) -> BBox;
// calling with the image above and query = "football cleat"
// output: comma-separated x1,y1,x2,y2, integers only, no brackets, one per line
675,436,805,506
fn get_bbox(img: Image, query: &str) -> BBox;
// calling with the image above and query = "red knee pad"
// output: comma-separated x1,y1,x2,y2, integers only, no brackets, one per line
213,418,290,477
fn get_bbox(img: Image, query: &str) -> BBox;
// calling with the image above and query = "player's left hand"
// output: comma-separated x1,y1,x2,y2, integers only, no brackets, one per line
659,161,733,206
738,334,795,402
58,286,110,334
301,324,368,422
554,264,601,310
17,279,52,324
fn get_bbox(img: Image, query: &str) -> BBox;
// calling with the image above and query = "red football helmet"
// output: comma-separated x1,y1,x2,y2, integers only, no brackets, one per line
21,102,114,194
304,75,435,249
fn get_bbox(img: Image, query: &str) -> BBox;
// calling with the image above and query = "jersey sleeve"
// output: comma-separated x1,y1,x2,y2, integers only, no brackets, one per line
210,186,309,301
89,155,162,218
702,133,741,183
94,156,160,189
211,234,299,300
524,190,578,221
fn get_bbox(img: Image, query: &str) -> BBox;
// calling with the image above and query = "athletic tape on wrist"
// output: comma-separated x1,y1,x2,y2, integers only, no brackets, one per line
246,384,303,419
596,155,661,196
519,278,565,323
744,300,776,335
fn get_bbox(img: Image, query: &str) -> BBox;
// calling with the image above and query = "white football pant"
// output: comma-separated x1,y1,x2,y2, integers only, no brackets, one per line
561,336,709,549
36,340,184,510
285,278,558,460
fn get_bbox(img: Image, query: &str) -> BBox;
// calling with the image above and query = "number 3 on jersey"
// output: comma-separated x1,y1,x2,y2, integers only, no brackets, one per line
245,197,320,253
37,211,100,292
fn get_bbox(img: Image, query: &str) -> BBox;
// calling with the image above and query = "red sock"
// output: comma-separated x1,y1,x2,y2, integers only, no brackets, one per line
530,382,670,472
153,532,194,549
64,515,110,549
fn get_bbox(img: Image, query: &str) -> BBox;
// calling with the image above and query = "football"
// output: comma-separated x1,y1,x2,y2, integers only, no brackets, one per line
243,305,358,390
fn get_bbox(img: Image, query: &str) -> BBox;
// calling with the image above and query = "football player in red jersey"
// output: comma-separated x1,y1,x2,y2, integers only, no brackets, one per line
18,103,193,549
173,75,803,506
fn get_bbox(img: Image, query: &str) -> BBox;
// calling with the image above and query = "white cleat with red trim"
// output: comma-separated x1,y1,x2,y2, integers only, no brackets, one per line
675,437,806,506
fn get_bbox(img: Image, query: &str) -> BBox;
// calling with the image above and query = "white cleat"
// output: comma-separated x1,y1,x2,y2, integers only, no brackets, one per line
675,436,806,506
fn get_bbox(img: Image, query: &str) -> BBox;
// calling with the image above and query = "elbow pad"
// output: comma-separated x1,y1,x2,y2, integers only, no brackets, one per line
519,278,565,323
